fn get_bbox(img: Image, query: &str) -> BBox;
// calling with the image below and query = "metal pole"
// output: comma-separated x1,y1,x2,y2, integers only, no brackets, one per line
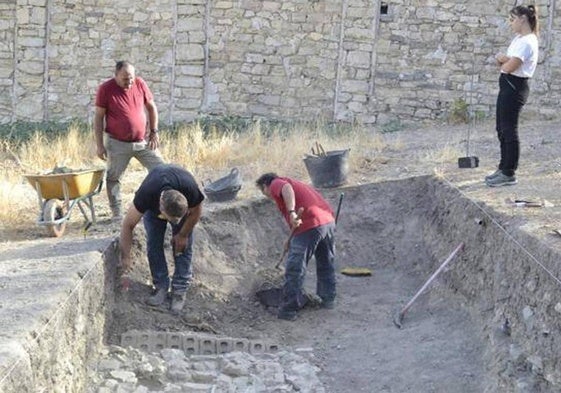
394,242,465,328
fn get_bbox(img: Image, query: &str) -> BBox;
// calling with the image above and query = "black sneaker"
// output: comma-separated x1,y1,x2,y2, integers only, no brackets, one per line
486,173,517,187
170,292,186,314
146,288,168,306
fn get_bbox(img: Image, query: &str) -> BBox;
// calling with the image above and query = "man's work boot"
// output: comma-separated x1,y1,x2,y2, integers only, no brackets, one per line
277,308,298,321
321,299,335,310
146,287,168,306
170,292,186,314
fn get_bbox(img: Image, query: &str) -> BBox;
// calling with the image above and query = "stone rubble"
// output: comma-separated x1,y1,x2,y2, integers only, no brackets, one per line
87,344,326,393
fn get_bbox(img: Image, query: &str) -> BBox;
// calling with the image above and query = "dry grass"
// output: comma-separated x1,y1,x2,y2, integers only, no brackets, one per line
15,125,98,173
420,144,463,164
0,119,392,233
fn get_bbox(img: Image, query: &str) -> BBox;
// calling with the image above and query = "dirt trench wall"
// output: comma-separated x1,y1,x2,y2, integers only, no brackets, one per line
104,177,561,392
0,241,116,393
421,177,561,392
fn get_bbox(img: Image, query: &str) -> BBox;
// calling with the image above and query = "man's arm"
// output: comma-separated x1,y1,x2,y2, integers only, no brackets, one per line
93,106,107,160
280,183,296,211
173,203,203,255
119,206,143,271
178,203,202,238
145,99,160,149
281,183,302,229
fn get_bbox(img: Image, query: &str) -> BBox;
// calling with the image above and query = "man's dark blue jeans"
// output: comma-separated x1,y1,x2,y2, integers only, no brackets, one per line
143,210,193,294
279,222,336,319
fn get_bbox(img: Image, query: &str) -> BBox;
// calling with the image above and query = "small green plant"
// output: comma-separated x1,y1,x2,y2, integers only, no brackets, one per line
474,110,486,122
380,119,404,133
449,98,469,124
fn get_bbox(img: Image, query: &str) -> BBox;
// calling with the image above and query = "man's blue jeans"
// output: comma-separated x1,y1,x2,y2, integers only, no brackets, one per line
143,210,193,294
280,222,336,314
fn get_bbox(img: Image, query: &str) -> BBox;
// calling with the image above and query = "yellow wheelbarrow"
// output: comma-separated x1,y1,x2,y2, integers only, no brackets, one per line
24,168,105,237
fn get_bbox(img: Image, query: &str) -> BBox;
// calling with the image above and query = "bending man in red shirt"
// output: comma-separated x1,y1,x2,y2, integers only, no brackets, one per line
94,60,164,221
256,173,336,321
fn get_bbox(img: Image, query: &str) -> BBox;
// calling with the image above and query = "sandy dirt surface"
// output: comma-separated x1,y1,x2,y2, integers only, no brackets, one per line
3,116,561,392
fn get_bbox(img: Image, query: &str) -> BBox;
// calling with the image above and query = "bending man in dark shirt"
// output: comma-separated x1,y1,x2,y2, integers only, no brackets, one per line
120,164,205,314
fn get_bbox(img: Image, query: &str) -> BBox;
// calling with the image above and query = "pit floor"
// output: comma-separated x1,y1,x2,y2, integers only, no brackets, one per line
105,178,488,392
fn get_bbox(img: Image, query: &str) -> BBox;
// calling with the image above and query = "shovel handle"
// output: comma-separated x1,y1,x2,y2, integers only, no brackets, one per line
335,192,344,225
275,208,304,269
275,233,294,270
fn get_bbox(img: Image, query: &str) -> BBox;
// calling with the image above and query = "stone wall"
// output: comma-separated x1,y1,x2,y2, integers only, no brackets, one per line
0,0,559,126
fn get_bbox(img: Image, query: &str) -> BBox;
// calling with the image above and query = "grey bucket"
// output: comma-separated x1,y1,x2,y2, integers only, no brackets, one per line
303,149,350,188
204,168,242,202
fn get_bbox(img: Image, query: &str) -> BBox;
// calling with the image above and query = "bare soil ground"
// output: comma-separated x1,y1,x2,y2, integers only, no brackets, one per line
3,117,561,392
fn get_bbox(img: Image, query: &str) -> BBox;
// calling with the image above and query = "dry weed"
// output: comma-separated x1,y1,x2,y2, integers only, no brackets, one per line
0,120,387,230
17,125,97,171
420,144,462,164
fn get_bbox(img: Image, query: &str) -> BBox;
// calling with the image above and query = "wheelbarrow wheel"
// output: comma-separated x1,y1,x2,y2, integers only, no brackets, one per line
42,199,66,237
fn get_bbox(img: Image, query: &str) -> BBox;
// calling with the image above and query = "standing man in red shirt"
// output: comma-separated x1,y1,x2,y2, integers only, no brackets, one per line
256,173,337,321
94,60,165,221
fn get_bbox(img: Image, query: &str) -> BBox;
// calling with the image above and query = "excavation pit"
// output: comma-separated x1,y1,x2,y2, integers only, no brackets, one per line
1,176,560,392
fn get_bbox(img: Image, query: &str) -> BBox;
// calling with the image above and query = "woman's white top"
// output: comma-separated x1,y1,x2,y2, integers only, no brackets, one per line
505,33,539,78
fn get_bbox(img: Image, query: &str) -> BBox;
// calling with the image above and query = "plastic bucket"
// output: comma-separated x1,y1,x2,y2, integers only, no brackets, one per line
303,149,350,188
203,168,242,202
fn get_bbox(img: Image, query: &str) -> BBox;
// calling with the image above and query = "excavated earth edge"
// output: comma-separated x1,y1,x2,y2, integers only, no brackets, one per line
422,177,561,392
0,237,116,393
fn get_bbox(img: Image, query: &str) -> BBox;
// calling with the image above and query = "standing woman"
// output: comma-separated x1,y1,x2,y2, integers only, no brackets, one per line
486,5,539,187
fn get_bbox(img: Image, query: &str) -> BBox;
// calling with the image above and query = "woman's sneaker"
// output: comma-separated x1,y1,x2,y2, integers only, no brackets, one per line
486,173,517,187
484,169,502,181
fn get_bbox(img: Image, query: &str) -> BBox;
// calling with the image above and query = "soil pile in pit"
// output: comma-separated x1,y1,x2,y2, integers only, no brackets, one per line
106,180,488,393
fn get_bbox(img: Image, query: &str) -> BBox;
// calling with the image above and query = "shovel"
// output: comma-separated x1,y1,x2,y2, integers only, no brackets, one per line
458,44,479,169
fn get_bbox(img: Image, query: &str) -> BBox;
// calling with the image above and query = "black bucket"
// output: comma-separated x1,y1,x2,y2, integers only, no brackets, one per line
303,149,350,188
204,168,242,202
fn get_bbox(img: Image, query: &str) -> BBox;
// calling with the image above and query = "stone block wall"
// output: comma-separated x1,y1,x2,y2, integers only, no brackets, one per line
0,0,559,125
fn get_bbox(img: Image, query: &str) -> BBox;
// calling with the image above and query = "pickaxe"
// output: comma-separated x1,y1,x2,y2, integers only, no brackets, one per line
393,242,464,328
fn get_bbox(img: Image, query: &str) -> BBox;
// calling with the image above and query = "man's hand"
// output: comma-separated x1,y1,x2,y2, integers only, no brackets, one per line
172,234,188,257
148,133,160,150
289,207,304,230
96,145,107,161
120,255,133,274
